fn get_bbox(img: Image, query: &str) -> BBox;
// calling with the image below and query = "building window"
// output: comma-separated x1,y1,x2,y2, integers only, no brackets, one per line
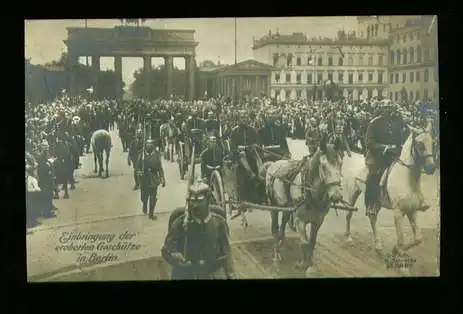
285,73,291,83
424,88,428,101
402,72,406,83
424,69,429,82
296,90,302,98
318,57,323,66
286,90,292,99
368,73,373,82
348,73,353,84
378,72,383,84
383,24,386,32
403,33,407,43
296,73,301,84
395,73,399,83
416,91,420,100
417,47,422,62
390,51,395,64
403,48,407,64
358,73,363,82
410,71,414,82
390,73,393,84
275,73,280,82
307,73,313,84
368,56,373,66
296,57,301,66
409,47,415,63
339,72,344,83
328,56,333,66
416,71,421,82
317,73,323,84
410,32,414,41
424,48,430,61
409,91,413,101
378,55,383,66
359,56,363,66
328,73,333,82
273,53,279,66
348,56,353,66
394,91,398,101
367,25,371,39
390,92,392,100
338,57,343,66
417,31,421,40
375,24,379,37
287,54,293,67
308,56,313,65
396,49,401,64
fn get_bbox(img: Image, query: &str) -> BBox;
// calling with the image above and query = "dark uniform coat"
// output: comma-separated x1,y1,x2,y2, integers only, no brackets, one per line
365,114,406,169
162,210,233,280
137,152,164,188
258,121,290,160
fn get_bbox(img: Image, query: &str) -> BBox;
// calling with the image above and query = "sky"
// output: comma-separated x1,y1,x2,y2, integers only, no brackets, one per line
25,17,358,87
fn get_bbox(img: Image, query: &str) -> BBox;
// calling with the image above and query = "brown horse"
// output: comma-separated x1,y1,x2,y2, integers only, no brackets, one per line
91,129,112,178
261,137,344,275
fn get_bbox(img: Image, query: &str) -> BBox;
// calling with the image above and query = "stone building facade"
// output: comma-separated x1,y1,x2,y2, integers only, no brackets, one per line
252,15,438,103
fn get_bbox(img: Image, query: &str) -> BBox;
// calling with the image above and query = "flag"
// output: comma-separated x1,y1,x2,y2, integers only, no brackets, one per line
428,15,437,35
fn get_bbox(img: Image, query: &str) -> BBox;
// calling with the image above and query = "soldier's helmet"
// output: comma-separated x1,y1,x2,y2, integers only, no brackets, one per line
136,129,143,137
188,179,210,201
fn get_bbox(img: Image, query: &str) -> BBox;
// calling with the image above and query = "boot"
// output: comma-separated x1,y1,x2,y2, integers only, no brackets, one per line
149,198,157,220
133,172,139,190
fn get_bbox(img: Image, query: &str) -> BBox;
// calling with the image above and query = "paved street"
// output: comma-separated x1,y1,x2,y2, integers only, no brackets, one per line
27,129,440,280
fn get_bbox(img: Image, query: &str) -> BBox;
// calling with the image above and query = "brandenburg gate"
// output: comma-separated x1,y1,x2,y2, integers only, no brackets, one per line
64,26,199,100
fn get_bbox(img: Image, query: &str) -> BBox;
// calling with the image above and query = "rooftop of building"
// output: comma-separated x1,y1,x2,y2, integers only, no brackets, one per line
252,30,389,49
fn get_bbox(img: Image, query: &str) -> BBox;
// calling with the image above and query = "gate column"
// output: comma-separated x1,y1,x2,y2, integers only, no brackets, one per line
165,56,174,97
114,56,123,100
91,55,100,98
143,55,152,99
67,53,78,103
188,56,196,101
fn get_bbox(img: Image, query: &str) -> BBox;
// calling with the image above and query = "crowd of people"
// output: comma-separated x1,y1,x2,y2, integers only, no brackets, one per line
25,92,439,230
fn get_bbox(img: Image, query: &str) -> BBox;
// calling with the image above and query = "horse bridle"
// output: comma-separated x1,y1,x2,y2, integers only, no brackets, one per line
398,129,434,169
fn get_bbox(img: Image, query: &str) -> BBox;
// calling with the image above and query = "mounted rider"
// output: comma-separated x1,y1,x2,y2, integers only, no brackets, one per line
305,117,320,156
204,111,220,138
200,135,226,183
257,109,290,161
136,138,166,220
329,111,352,158
230,110,261,203
364,100,430,216
162,179,234,280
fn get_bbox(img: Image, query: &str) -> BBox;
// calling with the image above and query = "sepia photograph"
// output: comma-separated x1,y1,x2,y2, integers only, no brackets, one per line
25,16,440,281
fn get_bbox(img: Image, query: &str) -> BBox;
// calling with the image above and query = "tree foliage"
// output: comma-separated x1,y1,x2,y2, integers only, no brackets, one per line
26,52,124,103
130,65,188,99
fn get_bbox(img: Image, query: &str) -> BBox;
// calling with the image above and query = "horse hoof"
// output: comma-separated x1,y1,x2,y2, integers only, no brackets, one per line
305,267,316,277
345,236,354,245
398,267,411,276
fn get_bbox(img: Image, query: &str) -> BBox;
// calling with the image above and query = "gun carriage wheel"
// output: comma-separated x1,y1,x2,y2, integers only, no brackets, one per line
209,169,229,219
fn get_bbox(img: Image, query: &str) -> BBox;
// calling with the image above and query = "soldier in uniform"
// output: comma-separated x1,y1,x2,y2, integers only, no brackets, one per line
204,111,219,138
36,141,57,218
200,135,226,183
364,102,430,216
128,129,144,190
136,138,166,220
230,110,261,203
258,109,290,160
161,180,235,280
305,117,320,156
186,109,205,158
330,111,352,159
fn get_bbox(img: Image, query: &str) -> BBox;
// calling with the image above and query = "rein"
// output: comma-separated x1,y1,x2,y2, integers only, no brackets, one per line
397,130,434,174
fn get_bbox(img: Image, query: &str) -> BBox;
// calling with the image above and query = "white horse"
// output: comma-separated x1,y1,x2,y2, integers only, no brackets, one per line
344,120,436,274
